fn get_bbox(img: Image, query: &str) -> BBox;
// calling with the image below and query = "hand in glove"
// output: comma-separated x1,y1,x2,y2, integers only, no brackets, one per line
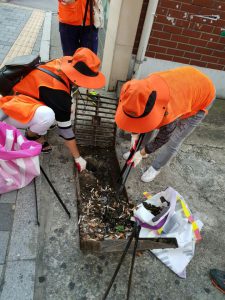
127,150,143,167
74,156,87,172
130,133,139,150
123,133,140,160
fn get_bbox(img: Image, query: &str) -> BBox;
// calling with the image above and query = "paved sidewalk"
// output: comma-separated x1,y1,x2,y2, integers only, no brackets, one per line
0,3,48,300
0,3,45,67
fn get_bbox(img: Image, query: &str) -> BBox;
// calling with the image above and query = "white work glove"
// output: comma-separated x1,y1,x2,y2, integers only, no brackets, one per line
127,150,143,168
131,133,139,150
123,133,139,160
74,156,87,172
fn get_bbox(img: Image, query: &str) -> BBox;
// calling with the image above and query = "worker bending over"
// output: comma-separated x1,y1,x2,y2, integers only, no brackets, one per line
0,48,105,172
115,66,215,182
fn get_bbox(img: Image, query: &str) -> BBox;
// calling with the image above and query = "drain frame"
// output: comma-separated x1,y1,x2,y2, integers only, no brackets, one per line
74,92,178,253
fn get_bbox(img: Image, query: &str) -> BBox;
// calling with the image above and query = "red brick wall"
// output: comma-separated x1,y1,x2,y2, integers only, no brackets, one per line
133,0,225,71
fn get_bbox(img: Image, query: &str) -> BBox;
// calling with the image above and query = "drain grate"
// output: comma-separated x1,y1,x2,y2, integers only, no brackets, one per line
74,92,118,147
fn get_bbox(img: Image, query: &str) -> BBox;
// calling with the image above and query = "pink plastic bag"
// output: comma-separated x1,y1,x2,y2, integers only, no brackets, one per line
0,122,42,194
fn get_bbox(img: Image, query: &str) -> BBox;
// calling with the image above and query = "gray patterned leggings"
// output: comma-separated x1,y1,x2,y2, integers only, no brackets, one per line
152,110,208,170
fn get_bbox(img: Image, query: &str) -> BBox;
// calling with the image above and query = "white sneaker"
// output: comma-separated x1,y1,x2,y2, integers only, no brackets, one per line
123,151,149,160
141,166,160,182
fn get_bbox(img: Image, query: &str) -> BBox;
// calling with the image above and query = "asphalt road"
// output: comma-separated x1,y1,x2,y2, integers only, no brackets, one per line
8,0,57,12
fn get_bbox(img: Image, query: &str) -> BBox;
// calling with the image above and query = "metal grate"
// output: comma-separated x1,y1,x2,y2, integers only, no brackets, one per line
74,92,118,148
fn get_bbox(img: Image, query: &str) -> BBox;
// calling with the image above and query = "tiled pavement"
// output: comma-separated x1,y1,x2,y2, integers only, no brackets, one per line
0,3,45,67
0,187,39,300
0,4,32,64
0,3,47,299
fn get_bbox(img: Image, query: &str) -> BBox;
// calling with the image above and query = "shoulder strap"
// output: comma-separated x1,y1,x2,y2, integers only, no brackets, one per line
36,67,68,88
90,0,94,26
83,0,90,26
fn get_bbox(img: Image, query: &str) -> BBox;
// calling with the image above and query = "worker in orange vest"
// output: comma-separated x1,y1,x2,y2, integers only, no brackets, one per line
58,0,104,56
115,66,215,182
0,48,105,172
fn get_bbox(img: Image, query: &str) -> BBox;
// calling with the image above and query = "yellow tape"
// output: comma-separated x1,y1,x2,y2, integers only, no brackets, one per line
177,196,200,236
143,192,152,199
192,222,199,231
157,228,163,234
177,197,190,217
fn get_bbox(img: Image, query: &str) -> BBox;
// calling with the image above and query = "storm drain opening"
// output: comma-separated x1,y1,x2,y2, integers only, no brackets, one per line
74,92,177,253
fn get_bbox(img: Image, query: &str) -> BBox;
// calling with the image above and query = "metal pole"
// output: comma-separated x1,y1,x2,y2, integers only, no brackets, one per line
117,134,145,195
126,225,141,300
40,166,71,219
102,228,136,300
33,177,40,226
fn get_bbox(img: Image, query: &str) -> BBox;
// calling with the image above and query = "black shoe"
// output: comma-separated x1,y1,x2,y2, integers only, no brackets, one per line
210,269,225,294
49,124,57,130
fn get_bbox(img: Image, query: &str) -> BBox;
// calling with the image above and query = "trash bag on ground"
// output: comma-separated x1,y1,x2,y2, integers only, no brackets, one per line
0,121,41,194
132,187,203,278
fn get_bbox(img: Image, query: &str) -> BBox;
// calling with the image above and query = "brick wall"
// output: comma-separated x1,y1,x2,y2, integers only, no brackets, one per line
133,0,225,71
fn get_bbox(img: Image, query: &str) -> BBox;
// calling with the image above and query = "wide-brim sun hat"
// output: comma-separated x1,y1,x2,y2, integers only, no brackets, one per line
115,75,170,133
60,47,105,89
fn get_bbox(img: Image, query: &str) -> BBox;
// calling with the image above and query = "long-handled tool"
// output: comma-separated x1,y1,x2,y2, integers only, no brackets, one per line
103,222,141,300
40,166,71,219
117,134,145,195
33,177,40,226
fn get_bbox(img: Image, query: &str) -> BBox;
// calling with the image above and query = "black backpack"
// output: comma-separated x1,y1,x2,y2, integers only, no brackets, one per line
0,55,67,96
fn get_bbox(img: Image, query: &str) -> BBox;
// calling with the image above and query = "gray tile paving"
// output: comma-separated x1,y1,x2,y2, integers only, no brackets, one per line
0,4,45,298
8,183,38,261
0,264,3,280
39,11,51,61
0,204,14,231
0,4,32,64
0,232,9,264
0,190,17,204
31,24,43,56
0,260,35,300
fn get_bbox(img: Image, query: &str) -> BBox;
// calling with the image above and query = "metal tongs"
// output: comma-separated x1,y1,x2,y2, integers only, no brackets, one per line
102,222,141,300
117,133,145,195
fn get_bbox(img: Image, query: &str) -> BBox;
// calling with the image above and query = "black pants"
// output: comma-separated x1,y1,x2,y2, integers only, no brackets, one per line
59,22,98,56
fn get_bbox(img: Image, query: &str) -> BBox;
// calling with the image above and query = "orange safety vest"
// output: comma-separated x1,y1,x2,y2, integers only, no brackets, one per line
58,0,91,26
0,95,45,123
154,66,216,128
14,58,70,99
0,58,71,123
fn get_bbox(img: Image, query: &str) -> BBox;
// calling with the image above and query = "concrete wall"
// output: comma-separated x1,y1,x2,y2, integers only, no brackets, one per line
101,0,143,91
128,56,225,99
98,0,110,61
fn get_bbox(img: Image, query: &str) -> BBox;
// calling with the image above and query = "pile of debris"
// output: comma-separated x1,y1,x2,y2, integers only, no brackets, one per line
77,147,135,241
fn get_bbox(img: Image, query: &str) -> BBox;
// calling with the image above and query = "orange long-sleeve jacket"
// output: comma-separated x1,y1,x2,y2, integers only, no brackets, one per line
58,0,91,26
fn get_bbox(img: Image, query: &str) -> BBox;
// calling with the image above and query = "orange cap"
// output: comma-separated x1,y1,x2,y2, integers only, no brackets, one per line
115,76,170,133
60,48,105,89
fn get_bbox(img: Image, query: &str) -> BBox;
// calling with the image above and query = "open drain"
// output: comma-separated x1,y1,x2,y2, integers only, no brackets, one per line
74,93,177,253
